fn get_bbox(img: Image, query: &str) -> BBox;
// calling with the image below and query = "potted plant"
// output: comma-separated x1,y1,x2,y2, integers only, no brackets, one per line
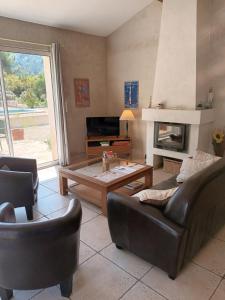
212,128,225,157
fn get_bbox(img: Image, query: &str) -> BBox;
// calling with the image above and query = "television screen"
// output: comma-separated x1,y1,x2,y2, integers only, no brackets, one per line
86,117,120,137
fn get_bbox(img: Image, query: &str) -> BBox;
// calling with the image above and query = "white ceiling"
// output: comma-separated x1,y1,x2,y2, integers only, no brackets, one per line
0,0,155,37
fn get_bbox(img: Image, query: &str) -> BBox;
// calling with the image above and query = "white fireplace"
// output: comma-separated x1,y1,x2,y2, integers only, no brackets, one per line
142,1,215,167
142,108,215,167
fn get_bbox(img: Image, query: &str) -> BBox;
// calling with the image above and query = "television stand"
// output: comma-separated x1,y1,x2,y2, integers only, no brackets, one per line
86,136,132,158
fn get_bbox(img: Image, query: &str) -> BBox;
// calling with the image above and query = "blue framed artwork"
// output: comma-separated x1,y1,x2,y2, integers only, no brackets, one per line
124,81,139,108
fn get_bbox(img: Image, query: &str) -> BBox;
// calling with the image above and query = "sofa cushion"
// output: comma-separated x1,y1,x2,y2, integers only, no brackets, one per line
193,150,221,162
176,157,216,183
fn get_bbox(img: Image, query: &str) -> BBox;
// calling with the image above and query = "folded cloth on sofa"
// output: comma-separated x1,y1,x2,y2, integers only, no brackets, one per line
0,164,10,171
133,187,179,206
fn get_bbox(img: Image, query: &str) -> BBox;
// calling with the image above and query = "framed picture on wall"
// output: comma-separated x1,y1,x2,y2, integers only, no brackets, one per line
74,79,90,107
124,81,139,108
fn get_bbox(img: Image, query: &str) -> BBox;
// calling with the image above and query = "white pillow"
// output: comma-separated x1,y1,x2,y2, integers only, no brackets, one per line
176,157,215,183
193,150,221,162
133,187,179,206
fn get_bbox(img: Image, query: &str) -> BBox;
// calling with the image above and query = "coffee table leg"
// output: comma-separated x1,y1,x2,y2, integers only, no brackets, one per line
144,170,153,188
59,175,68,195
101,189,108,216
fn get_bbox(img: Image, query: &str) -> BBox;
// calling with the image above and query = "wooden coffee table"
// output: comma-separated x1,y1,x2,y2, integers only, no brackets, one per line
59,157,153,215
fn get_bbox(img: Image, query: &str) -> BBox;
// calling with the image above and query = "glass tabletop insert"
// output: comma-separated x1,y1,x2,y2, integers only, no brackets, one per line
68,157,145,183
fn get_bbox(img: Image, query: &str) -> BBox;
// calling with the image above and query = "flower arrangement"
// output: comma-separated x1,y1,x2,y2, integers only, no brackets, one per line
212,129,225,144
212,128,225,157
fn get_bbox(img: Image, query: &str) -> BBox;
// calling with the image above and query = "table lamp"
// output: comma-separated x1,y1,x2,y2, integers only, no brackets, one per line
120,109,135,138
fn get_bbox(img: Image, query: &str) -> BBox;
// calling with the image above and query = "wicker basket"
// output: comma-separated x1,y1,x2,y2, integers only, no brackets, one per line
163,158,182,175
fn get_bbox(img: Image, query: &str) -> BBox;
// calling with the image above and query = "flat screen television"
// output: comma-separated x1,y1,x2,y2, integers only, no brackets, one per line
86,117,120,137
154,122,187,151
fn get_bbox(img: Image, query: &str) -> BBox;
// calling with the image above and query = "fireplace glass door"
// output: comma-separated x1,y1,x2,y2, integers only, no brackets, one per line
154,122,186,151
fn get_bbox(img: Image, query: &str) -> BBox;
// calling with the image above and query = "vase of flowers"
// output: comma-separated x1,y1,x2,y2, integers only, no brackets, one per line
212,129,225,157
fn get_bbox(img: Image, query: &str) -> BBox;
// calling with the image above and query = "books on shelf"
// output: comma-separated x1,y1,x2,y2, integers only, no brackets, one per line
100,141,110,146
124,181,144,190
112,141,130,146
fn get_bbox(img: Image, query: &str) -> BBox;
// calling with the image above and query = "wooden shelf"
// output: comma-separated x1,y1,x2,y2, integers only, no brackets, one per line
86,136,130,142
86,136,132,157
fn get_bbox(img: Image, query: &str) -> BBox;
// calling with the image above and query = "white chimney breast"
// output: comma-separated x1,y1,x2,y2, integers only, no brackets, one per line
152,0,197,109
143,0,214,166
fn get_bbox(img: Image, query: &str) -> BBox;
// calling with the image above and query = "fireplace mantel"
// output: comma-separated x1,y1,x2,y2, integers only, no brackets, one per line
142,108,215,125
142,108,216,166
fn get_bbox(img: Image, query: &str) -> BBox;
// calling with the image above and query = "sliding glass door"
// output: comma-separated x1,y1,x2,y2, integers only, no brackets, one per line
0,50,59,167
0,59,13,156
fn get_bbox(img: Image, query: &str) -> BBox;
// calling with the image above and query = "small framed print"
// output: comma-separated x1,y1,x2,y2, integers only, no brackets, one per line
74,79,90,107
124,81,139,108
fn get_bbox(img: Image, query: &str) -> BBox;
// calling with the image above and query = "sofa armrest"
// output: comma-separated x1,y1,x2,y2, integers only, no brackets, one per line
0,170,35,207
107,192,183,235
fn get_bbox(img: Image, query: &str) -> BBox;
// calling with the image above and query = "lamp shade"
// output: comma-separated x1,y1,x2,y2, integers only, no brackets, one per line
120,110,135,121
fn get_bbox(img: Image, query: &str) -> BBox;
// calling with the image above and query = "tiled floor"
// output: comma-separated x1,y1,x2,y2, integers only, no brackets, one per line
8,167,225,300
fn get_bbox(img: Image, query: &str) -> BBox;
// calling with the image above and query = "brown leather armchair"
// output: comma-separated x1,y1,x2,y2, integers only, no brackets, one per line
0,156,39,220
0,199,82,300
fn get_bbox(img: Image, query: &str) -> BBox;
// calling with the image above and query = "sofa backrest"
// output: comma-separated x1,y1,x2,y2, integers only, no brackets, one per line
164,158,225,227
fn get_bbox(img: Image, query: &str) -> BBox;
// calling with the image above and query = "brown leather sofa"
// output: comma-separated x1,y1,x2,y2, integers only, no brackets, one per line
0,156,39,220
0,199,82,300
107,158,225,279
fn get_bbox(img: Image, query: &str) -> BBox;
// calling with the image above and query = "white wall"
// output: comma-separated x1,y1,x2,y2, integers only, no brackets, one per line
210,0,225,129
196,0,212,106
106,1,162,159
152,0,197,109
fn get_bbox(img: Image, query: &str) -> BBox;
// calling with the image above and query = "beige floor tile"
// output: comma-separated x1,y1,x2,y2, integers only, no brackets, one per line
34,193,70,215
38,166,58,182
31,286,67,300
15,207,44,223
101,243,152,279
46,203,98,224
79,241,96,264
46,207,70,219
38,185,55,199
41,178,59,193
211,279,225,300
79,198,102,214
80,215,112,251
193,238,225,276
81,206,99,223
71,254,136,300
13,289,42,300
121,282,166,300
142,263,220,300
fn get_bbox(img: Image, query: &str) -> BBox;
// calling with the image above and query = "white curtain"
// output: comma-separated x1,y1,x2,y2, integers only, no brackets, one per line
50,43,69,166
0,37,51,55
